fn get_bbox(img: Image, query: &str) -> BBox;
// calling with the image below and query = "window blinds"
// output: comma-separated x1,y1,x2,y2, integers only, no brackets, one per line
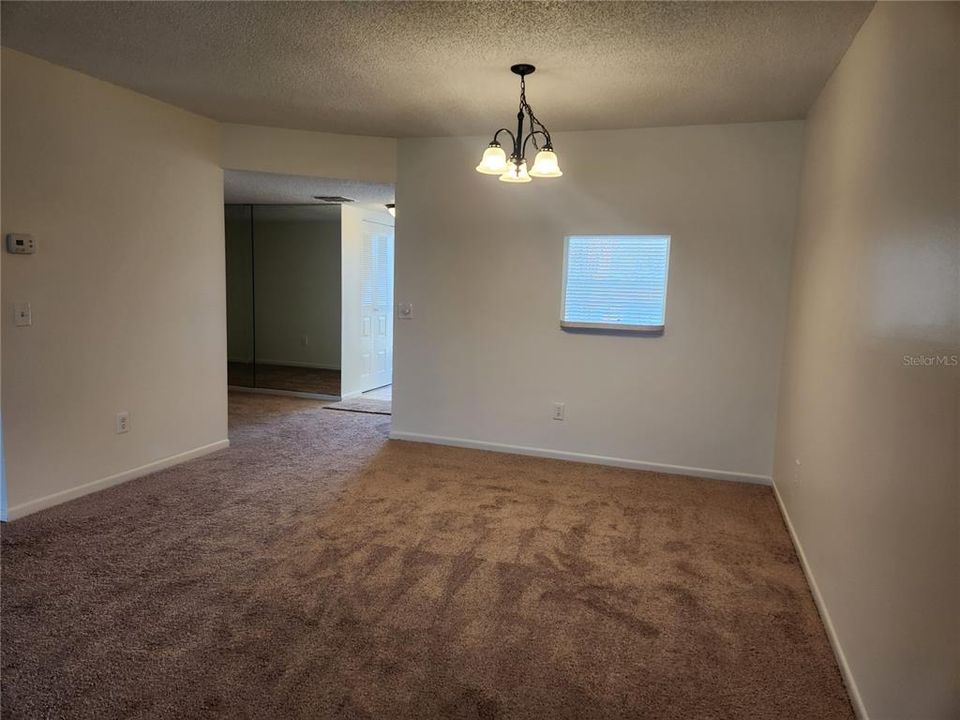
562,235,670,331
361,230,392,309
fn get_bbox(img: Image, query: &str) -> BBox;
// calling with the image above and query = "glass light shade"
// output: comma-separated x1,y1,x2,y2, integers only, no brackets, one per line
476,144,508,174
499,158,532,183
386,204,396,218
529,149,563,178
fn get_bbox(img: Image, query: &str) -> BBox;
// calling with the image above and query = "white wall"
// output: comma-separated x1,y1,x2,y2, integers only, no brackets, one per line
1,49,228,518
392,122,804,481
773,4,959,719
221,123,397,184
253,217,342,369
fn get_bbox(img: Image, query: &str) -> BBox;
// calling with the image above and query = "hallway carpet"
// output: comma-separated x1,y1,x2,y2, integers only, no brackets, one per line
1,394,853,719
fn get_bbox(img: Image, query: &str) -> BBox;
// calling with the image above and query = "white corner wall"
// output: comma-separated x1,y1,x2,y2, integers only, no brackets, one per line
1,49,229,519
773,4,960,719
392,122,804,482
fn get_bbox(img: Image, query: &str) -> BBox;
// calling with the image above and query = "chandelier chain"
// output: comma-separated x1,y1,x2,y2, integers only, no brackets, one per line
518,75,549,151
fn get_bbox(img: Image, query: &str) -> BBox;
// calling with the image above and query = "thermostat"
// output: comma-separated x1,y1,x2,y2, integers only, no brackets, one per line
6,234,36,254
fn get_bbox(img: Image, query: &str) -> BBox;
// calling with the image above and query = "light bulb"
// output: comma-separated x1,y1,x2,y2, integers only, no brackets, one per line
499,157,532,183
529,148,563,178
476,143,508,174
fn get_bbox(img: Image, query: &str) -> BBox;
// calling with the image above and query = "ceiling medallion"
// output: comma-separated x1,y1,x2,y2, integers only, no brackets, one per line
476,64,563,183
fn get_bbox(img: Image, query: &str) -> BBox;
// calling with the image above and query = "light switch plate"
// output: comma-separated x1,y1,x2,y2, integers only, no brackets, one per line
14,302,31,327
397,302,413,319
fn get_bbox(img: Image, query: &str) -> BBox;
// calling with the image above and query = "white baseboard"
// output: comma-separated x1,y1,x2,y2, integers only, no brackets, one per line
228,385,339,401
6,439,230,521
772,481,868,720
387,431,772,485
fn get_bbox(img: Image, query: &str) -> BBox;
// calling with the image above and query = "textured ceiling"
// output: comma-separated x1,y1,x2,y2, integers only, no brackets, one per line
1,1,872,137
224,170,394,205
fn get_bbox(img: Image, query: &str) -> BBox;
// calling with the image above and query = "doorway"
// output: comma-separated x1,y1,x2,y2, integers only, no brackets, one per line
339,206,395,401
359,220,394,395
224,199,395,403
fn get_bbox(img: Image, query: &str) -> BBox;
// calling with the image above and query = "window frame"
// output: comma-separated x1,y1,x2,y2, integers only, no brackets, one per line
560,234,671,333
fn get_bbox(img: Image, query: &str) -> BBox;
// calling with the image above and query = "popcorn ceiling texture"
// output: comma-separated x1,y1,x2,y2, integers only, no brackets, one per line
1,1,873,137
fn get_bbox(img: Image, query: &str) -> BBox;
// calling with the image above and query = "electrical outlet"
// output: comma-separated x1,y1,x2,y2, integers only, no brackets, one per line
116,411,130,434
552,402,565,421
301,335,309,347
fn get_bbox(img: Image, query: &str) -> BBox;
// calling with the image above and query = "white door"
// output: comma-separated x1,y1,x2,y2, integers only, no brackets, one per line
359,221,394,391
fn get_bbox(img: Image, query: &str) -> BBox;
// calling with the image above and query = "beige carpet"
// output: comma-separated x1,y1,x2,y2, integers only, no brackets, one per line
1,393,853,719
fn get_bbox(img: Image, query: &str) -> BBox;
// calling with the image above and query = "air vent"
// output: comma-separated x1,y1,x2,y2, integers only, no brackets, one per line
313,196,354,203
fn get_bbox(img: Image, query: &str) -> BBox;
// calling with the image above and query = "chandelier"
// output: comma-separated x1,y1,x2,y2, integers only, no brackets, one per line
475,64,563,183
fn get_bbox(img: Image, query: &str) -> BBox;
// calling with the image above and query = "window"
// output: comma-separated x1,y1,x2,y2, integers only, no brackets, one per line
561,235,670,332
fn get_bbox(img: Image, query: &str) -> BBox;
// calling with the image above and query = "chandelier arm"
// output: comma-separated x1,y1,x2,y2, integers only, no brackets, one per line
492,128,516,148
521,130,551,160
